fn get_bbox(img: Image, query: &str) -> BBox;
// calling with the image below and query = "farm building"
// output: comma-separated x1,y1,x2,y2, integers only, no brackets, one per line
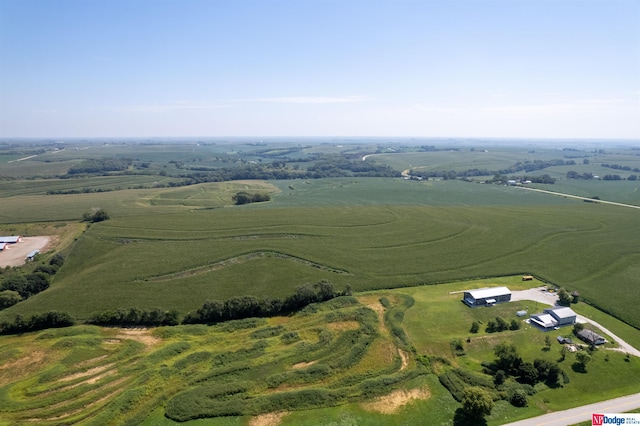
0,243,9,251
26,250,39,261
462,287,511,307
529,313,558,330
544,307,577,326
522,275,533,281
0,236,23,244
530,307,577,330
577,329,607,345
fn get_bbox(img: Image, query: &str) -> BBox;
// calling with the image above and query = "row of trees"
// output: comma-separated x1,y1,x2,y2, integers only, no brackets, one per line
0,311,74,334
232,192,271,205
469,316,520,334
183,281,350,324
88,307,179,327
67,157,132,175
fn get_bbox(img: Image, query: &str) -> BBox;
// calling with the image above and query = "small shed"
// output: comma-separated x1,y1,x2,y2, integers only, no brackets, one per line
463,287,511,307
522,275,533,281
26,250,39,261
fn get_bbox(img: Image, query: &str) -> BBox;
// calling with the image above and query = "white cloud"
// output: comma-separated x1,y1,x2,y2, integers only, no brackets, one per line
240,95,371,104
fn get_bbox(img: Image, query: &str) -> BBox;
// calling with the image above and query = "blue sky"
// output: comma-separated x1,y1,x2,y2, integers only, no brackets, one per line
1,0,638,139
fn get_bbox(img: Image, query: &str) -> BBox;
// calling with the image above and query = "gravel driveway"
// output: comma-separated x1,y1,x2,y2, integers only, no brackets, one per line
511,286,640,358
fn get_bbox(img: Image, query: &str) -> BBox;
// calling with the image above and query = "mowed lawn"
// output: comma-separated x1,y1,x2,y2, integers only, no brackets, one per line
3,184,639,329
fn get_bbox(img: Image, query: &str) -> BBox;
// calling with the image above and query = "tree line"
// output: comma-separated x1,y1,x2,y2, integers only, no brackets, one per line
2,280,351,334
67,157,132,175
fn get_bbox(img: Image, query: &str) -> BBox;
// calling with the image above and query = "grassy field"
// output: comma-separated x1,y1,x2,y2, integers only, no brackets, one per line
1,279,638,425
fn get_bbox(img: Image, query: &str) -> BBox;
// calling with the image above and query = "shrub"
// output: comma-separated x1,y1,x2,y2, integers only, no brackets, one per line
509,389,528,407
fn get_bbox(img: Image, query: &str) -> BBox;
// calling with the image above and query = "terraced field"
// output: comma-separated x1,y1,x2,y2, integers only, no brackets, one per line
0,294,428,425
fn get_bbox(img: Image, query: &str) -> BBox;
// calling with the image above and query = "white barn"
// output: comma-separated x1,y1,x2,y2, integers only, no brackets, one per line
463,287,511,307
530,307,577,330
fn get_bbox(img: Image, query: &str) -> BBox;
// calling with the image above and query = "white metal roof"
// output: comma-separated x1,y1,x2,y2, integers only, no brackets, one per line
530,314,557,328
465,287,511,300
545,307,576,319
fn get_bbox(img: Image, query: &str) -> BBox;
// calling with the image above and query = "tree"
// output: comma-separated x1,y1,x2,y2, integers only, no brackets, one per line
509,389,528,407
494,341,522,374
573,322,585,335
49,253,65,267
0,290,22,309
83,208,109,222
470,321,480,334
575,351,591,371
544,335,552,351
518,361,539,385
509,319,520,330
495,316,508,332
494,369,506,386
461,386,494,418
557,287,571,306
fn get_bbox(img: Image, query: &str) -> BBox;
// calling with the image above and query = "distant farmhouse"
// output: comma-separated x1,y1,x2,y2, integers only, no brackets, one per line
0,236,23,244
463,287,511,307
577,329,607,346
529,307,577,330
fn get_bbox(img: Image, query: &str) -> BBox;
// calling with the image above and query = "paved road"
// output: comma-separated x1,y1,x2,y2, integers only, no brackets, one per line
503,392,640,426
511,288,640,358
516,186,640,210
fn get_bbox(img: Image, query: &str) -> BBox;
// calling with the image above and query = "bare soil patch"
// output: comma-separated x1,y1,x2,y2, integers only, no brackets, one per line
58,363,115,383
291,360,318,370
0,236,51,267
398,349,409,370
361,388,431,414
0,350,47,386
249,411,289,426
114,328,161,348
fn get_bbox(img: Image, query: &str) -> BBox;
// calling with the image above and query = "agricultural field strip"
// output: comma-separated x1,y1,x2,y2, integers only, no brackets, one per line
140,251,351,282
517,186,640,209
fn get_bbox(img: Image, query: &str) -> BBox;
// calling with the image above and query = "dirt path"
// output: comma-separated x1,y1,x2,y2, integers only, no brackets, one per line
0,236,51,267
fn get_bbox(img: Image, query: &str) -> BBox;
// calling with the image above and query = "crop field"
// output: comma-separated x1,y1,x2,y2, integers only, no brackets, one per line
2,185,639,330
1,279,638,425
1,139,639,424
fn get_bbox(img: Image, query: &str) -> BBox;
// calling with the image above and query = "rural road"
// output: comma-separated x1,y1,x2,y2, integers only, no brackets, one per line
511,288,640,358
516,186,640,210
503,392,640,426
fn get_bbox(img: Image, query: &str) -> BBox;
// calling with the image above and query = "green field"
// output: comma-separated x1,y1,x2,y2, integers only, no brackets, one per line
1,139,640,424
3,178,639,330
1,280,638,425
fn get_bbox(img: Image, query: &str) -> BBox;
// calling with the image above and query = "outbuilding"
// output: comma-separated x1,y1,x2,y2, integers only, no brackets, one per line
578,329,606,345
530,313,558,330
0,236,23,244
544,307,577,326
0,243,9,251
463,287,511,307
